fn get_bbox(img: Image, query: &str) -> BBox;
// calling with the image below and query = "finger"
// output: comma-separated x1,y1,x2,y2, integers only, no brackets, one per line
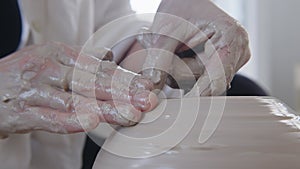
208,26,250,84
19,85,158,114
178,24,215,54
18,84,91,113
47,41,116,75
186,48,228,97
186,70,226,97
171,57,205,82
124,41,170,90
236,45,251,71
130,90,158,112
48,42,155,92
19,85,157,125
25,43,157,109
137,28,177,90
81,47,114,61
19,98,139,129
96,101,142,126
18,107,99,134
179,28,230,97
138,15,211,89
71,68,157,111
232,28,251,71
31,56,156,109
54,42,114,71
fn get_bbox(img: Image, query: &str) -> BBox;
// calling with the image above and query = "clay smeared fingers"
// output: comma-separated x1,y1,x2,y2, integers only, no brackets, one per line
29,57,155,106
18,84,99,113
18,85,156,126
229,29,251,72
95,101,142,126
2,93,150,134
20,42,155,101
186,49,229,97
17,42,158,111
56,45,118,79
171,57,205,83
106,89,158,112
137,31,177,90
20,84,157,118
131,90,158,112
70,68,156,109
53,42,119,75
16,107,100,134
21,100,139,129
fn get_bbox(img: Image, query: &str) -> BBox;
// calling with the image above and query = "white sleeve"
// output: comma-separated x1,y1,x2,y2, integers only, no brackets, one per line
18,0,95,46
0,134,32,169
94,0,134,30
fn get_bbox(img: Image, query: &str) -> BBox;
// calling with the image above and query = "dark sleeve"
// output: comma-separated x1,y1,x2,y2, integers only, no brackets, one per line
0,0,22,58
227,74,268,96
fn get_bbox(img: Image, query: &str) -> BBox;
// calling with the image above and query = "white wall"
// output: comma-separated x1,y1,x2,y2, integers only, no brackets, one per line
216,0,300,110
255,0,300,110
130,0,161,13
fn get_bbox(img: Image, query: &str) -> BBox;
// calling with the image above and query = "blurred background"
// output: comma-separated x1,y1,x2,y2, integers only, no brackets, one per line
131,0,300,111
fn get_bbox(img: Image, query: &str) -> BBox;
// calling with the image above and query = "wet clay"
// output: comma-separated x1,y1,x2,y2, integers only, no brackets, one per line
93,97,300,169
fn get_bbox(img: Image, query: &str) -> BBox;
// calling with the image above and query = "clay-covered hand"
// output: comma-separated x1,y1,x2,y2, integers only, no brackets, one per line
0,42,158,136
136,0,250,96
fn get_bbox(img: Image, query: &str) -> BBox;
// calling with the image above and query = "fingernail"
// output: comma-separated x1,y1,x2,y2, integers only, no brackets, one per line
147,91,159,111
133,90,158,112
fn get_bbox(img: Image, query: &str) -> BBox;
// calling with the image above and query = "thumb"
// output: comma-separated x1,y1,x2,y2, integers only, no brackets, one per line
137,27,178,90
136,13,201,90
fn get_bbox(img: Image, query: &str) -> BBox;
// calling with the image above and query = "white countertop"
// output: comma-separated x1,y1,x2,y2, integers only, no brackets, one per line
91,97,300,169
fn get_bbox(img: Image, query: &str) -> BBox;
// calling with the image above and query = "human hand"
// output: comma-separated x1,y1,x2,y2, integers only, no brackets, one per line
0,42,158,136
129,0,250,96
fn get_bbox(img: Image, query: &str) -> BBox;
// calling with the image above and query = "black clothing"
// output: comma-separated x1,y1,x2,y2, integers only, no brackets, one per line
0,0,22,58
